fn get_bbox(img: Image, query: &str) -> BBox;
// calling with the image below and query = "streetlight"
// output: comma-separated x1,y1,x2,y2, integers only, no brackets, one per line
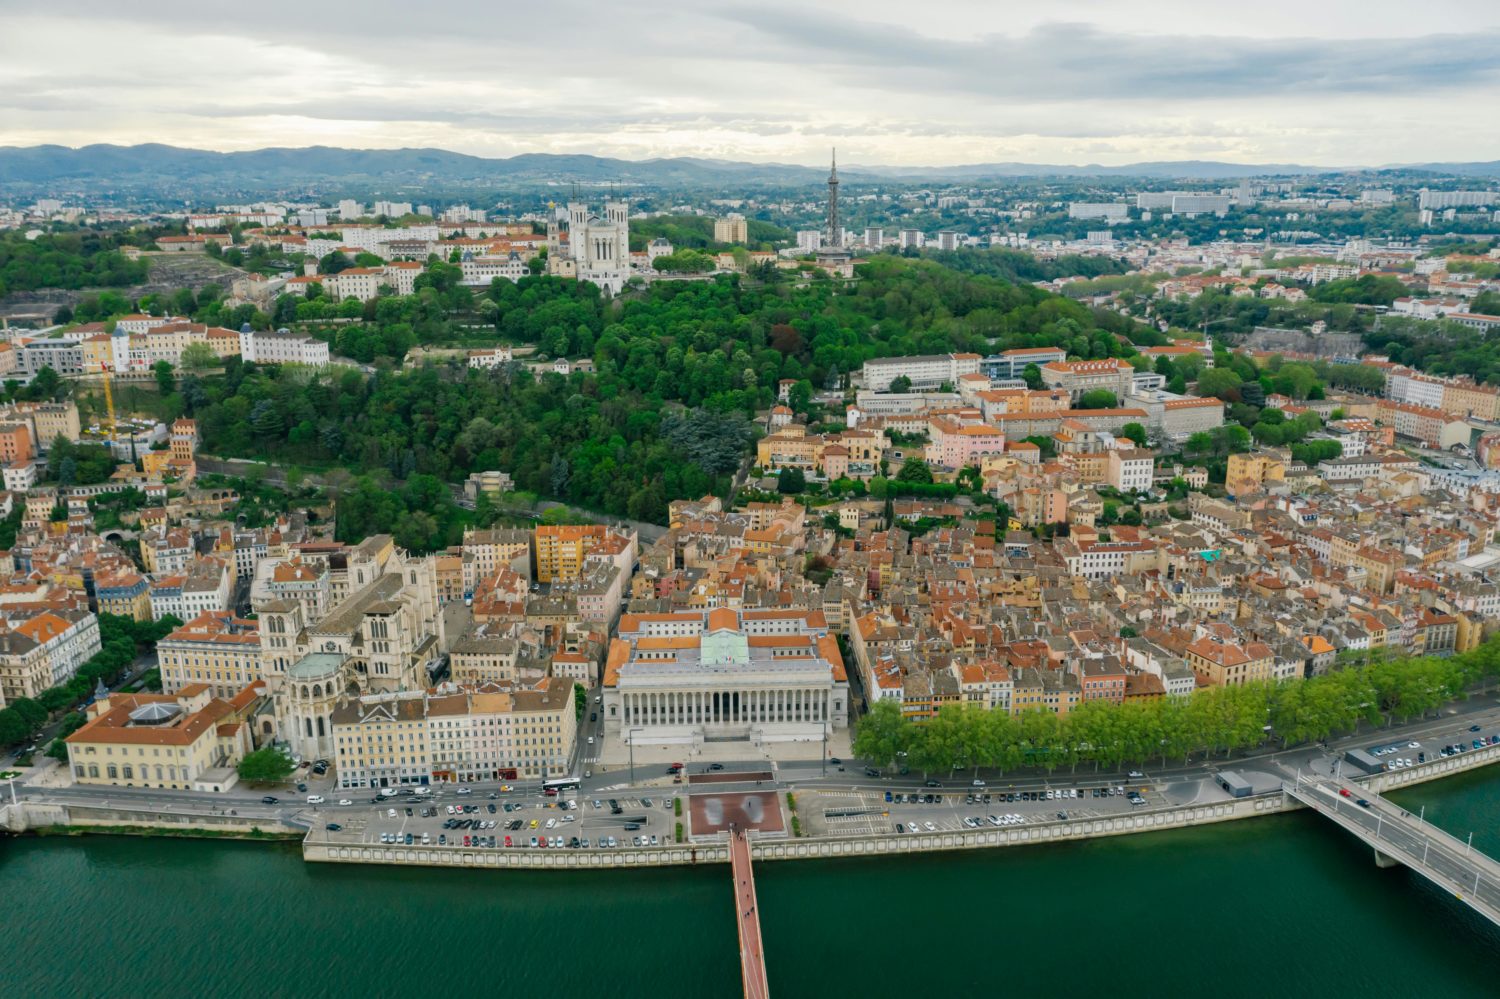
628,727,643,787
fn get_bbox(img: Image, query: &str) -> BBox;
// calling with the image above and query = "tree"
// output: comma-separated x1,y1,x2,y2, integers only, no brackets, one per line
888,375,913,394
153,360,175,396
777,467,806,494
1195,368,1243,401
237,746,295,784
1077,389,1117,410
1121,422,1148,447
180,341,220,371
895,457,934,484
29,365,63,401
1021,363,1043,390
852,699,906,768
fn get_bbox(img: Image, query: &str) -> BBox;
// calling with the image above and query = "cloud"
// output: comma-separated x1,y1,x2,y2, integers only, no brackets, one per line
1,2,1499,165
721,9,1500,99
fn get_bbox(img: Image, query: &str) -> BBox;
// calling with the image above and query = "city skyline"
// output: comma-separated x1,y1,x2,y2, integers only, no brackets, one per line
1,1,1498,167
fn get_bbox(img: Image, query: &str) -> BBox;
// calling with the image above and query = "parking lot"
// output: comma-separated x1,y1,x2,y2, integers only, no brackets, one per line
803,782,1161,838
312,790,682,851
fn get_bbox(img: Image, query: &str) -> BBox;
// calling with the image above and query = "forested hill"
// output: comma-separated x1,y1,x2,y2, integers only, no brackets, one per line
171,255,1165,550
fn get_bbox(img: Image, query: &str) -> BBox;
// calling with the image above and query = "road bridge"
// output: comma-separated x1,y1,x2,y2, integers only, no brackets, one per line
728,826,769,999
1285,775,1500,926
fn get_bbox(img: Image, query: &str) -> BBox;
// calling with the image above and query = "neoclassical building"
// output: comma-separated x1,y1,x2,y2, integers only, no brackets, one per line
602,608,848,748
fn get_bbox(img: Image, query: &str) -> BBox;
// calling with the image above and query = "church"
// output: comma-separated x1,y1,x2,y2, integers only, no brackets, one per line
547,198,631,295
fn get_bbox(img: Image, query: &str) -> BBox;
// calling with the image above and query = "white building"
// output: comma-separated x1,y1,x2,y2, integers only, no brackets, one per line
1068,203,1128,221
796,230,822,253
602,608,849,748
551,200,631,295
240,329,330,366
861,353,982,392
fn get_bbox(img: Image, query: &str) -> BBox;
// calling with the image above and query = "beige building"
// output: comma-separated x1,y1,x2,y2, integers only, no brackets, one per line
65,683,262,792
713,215,749,244
0,610,102,703
157,612,262,699
330,678,576,788
1184,637,1274,687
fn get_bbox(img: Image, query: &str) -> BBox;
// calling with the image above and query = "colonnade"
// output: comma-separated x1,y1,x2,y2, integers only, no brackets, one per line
620,687,831,728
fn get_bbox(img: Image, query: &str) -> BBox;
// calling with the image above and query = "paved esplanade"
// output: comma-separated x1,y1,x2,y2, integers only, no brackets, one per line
728,825,769,999
1285,775,1500,925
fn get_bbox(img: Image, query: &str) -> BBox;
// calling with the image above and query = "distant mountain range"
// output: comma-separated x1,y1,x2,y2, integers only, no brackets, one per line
1,143,1497,190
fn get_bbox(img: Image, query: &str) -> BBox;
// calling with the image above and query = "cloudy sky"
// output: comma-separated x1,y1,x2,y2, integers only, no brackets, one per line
2,0,1498,166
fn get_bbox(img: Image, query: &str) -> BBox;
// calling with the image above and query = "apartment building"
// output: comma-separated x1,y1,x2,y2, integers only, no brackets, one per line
157,612,262,698
331,678,576,787
1184,637,1274,687
534,524,606,583
0,610,102,703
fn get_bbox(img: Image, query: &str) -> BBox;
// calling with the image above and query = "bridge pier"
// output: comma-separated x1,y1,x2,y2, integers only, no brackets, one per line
1373,848,1401,869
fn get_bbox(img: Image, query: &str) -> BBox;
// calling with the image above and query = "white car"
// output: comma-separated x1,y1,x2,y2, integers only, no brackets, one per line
307,795,325,805
563,814,576,823
971,779,986,788
387,808,397,818
545,818,557,829
1127,771,1145,779
587,736,594,745
923,821,936,832
446,805,456,814
1407,741,1420,749
456,787,472,795
338,798,352,806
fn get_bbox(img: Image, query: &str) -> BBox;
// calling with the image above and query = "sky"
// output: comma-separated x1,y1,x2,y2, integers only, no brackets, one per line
1,0,1498,167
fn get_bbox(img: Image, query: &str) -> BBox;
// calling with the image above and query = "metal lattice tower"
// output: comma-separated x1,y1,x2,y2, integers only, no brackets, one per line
826,148,841,248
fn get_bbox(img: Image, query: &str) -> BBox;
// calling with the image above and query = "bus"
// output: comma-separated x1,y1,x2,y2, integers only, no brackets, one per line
542,777,580,795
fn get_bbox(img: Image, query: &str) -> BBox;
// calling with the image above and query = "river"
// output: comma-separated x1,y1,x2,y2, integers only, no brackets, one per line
4,771,1499,998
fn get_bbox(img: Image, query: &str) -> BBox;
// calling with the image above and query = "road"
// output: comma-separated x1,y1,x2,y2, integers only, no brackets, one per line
11,692,1500,848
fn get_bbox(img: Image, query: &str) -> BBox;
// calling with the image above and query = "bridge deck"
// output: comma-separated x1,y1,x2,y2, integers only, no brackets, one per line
1285,776,1500,925
728,827,770,999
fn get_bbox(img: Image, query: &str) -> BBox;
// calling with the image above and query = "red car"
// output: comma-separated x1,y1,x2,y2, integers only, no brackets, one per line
463,835,471,846
1338,789,1352,798
504,836,512,847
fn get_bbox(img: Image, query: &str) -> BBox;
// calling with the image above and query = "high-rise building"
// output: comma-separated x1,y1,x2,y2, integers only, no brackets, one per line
713,214,748,244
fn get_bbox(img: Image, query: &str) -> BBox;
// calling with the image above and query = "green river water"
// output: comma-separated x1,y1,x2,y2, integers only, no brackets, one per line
4,771,1499,998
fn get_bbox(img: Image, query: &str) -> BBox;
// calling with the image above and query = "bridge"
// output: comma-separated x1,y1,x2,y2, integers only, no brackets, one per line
728,826,770,999
1285,775,1500,925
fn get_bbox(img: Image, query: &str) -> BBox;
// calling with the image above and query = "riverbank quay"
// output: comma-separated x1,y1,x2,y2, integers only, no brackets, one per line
299,741,1500,872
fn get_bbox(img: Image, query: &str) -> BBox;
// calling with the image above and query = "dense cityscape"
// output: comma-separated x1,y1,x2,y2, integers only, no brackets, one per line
5,2,1500,995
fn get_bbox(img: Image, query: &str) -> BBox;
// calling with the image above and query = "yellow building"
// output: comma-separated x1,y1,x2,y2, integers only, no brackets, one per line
80,334,114,373
157,612,263,698
533,524,605,583
65,683,262,791
1226,452,1286,494
94,570,153,621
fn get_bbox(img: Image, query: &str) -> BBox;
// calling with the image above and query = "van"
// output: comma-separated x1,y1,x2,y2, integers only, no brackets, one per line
379,787,397,798
307,795,325,805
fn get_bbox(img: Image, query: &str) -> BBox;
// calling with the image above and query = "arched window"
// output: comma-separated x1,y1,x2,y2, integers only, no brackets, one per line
305,718,313,737
312,684,322,698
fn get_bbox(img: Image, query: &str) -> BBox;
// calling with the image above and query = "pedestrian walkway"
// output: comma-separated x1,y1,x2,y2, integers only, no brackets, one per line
728,825,769,999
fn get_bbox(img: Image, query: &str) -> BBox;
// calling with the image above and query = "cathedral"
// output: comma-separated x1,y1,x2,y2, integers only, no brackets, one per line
547,198,631,295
